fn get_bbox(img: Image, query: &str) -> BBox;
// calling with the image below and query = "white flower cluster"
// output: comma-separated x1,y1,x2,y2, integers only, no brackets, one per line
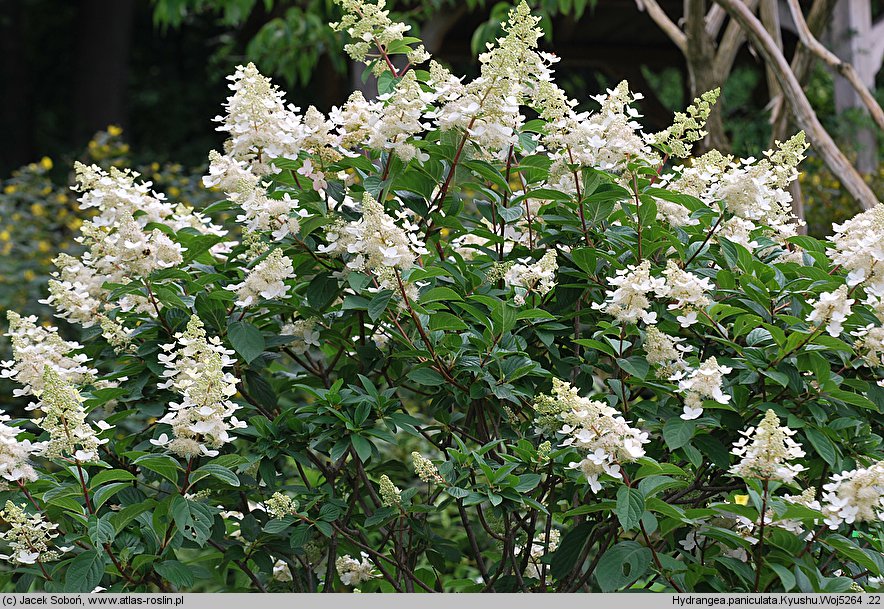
155,315,246,458
367,71,435,163
331,0,429,70
806,285,854,337
660,260,713,328
643,326,691,379
335,552,377,586
829,203,884,294
517,528,561,579
821,461,884,529
673,356,732,421
228,249,295,307
0,415,41,484
730,409,806,483
663,134,807,245
543,81,657,194
593,260,665,325
43,163,225,325
434,2,552,159
595,260,712,328
379,474,401,507
205,151,307,241
319,192,426,297
28,367,109,462
535,378,648,493
503,250,558,305
0,501,69,566
281,319,321,355
265,492,299,519
411,451,443,484
649,89,720,159
1,312,96,398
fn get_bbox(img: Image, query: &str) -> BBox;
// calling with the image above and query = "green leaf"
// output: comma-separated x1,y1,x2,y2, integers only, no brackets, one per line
769,563,796,591
615,486,645,532
306,273,339,310
350,435,373,462
407,367,445,386
92,482,132,511
90,469,136,489
368,289,394,321
193,464,240,487
170,496,214,547
227,320,265,363
154,560,194,589
87,515,115,546
804,427,838,466
135,455,182,485
550,522,593,580
64,550,108,592
595,541,652,592
420,286,463,304
663,418,695,450
429,312,468,331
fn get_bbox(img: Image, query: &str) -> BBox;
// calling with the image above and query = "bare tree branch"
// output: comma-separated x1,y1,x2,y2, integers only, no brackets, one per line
785,0,884,131
713,0,759,75
714,0,879,210
635,0,687,53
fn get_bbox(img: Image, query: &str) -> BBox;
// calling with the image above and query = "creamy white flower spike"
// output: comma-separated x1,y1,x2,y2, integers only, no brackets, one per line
0,414,42,484
660,260,713,327
730,409,806,483
213,62,305,174
535,378,648,493
643,326,691,379
29,367,108,462
829,204,884,294
593,260,665,325
331,0,427,71
228,249,295,307
1,312,96,398
821,461,884,529
807,285,854,338
503,250,558,306
0,502,69,566
156,315,246,458
676,356,732,420
335,552,377,586
43,163,225,325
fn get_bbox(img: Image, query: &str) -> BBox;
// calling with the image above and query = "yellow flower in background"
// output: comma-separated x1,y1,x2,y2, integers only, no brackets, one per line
0,230,10,242
168,186,181,197
30,203,45,216
3,184,16,194
40,186,52,195
733,494,750,506
55,193,68,204
37,241,51,253
67,218,83,231
107,125,123,137
39,157,53,171
23,270,35,281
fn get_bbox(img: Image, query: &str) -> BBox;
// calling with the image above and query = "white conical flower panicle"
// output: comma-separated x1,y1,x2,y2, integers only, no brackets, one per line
29,367,108,462
0,414,42,484
228,249,296,307
155,315,246,458
319,192,427,299
1,312,97,398
821,461,884,529
0,502,69,566
593,260,665,325
335,552,377,586
730,409,806,483
675,356,732,420
643,326,691,378
503,250,558,305
829,204,884,294
660,260,713,327
807,285,854,337
213,62,305,173
330,0,426,69
534,378,648,493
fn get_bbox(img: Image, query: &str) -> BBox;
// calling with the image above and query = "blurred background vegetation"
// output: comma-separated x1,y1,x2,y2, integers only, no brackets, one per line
0,0,881,340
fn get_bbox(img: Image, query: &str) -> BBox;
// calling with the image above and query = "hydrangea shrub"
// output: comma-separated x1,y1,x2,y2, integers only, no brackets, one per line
2,0,884,593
